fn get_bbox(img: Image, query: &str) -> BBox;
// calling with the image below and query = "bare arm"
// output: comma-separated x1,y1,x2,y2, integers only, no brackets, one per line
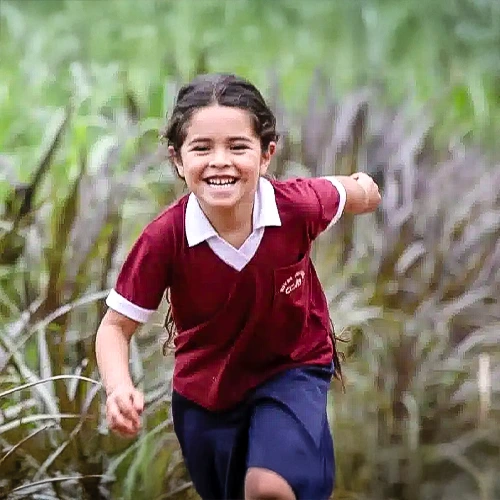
335,173,381,214
95,308,140,395
95,308,145,437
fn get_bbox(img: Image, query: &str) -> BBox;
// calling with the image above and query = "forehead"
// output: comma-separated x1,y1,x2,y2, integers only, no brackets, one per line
185,105,256,140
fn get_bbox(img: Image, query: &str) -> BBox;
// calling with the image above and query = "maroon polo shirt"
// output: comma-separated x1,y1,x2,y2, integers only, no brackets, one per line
106,177,345,410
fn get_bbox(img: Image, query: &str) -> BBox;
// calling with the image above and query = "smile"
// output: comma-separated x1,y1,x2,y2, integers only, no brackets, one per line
204,177,238,186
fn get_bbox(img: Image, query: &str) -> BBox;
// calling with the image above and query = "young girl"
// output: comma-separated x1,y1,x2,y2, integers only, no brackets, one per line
95,73,381,500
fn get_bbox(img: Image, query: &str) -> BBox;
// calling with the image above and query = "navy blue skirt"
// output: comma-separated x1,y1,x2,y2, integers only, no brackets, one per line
172,364,335,500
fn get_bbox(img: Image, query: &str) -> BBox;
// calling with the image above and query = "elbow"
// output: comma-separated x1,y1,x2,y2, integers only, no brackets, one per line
95,309,139,346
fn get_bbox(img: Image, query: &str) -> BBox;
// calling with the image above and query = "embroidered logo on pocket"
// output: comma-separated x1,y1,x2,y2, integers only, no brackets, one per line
280,270,305,295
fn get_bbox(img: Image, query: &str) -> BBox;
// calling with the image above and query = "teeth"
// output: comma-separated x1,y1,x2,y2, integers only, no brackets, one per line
206,178,236,186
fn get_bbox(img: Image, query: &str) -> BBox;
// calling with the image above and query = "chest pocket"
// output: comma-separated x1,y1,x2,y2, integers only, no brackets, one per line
268,252,310,355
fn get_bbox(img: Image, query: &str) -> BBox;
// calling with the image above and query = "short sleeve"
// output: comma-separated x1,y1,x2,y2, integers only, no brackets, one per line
294,177,347,239
106,228,172,323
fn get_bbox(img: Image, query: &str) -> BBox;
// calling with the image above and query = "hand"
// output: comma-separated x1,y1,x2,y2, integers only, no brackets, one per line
105,385,144,438
350,172,381,213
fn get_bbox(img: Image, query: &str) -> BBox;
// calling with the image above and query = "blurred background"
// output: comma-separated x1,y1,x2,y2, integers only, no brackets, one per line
1,0,499,499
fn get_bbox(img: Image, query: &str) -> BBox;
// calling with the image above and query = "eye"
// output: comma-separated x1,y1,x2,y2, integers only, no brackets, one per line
191,145,210,152
231,144,249,151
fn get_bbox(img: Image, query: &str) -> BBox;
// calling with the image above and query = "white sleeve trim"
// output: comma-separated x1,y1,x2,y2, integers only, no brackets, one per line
322,176,347,229
106,289,155,324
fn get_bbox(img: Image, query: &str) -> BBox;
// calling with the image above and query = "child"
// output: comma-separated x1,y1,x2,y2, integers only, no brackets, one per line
95,73,381,500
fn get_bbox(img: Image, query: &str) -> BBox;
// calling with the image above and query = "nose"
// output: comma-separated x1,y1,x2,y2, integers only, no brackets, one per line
208,147,231,167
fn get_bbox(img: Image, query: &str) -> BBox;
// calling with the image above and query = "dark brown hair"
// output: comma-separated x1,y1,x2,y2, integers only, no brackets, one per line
160,73,279,155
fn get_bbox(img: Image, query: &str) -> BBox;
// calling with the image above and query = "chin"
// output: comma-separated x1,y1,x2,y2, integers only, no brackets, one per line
202,195,240,210
198,186,245,209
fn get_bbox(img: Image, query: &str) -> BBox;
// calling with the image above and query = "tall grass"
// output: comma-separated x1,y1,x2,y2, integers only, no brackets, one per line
1,74,499,499
2,0,500,157
293,79,500,500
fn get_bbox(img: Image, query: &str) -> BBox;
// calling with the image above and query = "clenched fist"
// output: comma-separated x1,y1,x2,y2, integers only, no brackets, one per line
105,385,144,438
350,172,381,213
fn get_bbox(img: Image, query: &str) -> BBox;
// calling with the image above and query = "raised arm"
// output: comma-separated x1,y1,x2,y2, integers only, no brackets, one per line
334,173,381,214
282,173,382,240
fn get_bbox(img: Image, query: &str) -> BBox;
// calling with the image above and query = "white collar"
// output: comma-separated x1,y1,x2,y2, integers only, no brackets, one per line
185,177,281,247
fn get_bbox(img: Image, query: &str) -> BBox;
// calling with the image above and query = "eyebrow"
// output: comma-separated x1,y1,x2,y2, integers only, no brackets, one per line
227,136,253,142
187,136,254,145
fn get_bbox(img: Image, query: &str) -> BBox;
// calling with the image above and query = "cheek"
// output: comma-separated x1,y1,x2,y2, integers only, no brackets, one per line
239,153,262,175
180,157,205,180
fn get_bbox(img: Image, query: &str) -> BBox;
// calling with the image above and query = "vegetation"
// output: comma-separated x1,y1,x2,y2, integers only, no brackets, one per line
1,0,499,499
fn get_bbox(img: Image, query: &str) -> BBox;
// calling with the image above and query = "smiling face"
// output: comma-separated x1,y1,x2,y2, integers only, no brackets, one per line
170,104,275,216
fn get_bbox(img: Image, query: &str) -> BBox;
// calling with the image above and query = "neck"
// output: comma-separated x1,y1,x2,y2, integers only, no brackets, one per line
200,197,254,236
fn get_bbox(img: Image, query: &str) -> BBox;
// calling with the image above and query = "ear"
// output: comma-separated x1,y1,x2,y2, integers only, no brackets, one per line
168,146,184,178
259,141,276,176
